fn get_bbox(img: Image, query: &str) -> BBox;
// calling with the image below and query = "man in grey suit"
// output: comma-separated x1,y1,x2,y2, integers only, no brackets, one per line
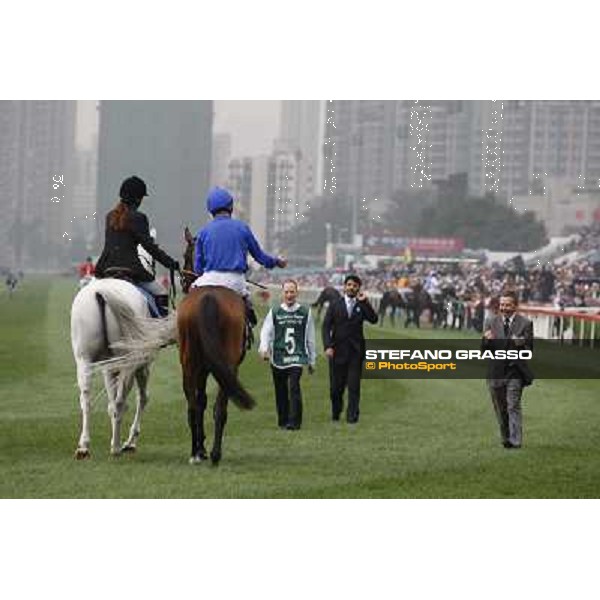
482,291,534,449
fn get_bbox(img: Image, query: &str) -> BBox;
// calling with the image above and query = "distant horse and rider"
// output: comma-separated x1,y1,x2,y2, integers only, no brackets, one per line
5,271,19,297
378,282,450,329
311,286,342,319
378,288,405,327
378,283,428,328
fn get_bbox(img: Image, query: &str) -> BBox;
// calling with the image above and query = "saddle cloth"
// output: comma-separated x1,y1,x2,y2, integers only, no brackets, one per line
134,285,161,318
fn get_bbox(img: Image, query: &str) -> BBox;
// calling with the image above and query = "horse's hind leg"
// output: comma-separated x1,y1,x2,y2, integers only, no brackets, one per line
122,365,149,453
195,375,208,460
106,371,131,456
210,388,228,465
74,357,92,459
187,371,208,464
185,369,208,464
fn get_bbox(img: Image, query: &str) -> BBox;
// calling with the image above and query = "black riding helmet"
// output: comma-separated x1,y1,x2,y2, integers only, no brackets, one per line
120,176,148,207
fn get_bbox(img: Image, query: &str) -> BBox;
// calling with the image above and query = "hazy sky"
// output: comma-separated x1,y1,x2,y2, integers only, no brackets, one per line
214,100,280,156
76,100,281,157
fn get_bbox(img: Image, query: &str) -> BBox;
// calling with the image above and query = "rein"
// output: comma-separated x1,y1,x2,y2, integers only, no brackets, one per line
169,267,177,309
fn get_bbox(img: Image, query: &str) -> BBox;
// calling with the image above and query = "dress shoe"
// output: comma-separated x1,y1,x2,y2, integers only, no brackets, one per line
503,441,521,449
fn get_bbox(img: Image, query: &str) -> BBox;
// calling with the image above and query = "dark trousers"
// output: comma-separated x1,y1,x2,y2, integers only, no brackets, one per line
271,365,303,429
329,353,363,423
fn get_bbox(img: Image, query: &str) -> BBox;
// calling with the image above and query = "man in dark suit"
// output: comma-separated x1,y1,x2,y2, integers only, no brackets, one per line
482,291,534,449
323,274,378,423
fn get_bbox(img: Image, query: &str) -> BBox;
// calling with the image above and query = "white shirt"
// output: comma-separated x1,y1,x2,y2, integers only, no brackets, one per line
345,295,356,318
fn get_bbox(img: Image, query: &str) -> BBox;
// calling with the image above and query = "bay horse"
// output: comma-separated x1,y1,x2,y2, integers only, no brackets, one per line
70,277,175,458
403,285,435,328
179,227,255,465
378,289,405,327
311,286,341,319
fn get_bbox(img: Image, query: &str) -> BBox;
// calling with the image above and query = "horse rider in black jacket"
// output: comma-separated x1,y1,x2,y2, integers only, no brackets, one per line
95,176,180,316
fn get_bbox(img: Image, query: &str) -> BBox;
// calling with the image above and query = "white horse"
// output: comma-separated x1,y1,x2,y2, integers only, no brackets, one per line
70,278,175,459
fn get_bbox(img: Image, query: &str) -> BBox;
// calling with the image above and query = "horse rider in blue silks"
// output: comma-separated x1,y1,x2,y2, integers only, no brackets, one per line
192,186,287,329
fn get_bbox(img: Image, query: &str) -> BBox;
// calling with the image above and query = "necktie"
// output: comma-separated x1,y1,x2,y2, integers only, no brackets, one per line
347,299,355,318
503,317,510,337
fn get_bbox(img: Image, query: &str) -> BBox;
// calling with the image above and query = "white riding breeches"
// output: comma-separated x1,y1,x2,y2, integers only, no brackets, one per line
191,271,249,297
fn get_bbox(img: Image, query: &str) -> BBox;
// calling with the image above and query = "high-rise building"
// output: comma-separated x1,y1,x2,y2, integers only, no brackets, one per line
267,149,306,252
393,100,472,192
211,132,231,188
96,101,213,255
277,100,323,198
228,156,266,243
72,138,98,251
227,150,306,253
321,100,600,240
468,100,600,202
0,100,76,270
323,100,397,208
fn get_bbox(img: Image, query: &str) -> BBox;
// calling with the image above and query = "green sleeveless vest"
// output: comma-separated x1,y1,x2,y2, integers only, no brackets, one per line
272,304,309,367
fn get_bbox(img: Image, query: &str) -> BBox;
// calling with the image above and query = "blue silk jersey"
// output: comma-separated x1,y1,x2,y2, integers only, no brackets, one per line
194,215,279,274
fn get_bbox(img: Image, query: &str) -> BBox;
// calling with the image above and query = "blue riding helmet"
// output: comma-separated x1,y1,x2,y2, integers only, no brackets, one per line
206,187,234,215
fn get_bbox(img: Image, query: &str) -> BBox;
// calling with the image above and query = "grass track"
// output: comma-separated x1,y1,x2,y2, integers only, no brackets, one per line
1,277,600,498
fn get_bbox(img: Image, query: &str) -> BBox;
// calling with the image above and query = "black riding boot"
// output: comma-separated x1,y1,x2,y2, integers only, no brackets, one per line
155,294,169,318
244,296,258,327
243,296,257,349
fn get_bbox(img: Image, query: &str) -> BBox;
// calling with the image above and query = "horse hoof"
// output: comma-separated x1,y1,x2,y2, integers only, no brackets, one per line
74,448,90,460
121,444,136,454
110,449,122,458
189,455,204,465
210,453,221,466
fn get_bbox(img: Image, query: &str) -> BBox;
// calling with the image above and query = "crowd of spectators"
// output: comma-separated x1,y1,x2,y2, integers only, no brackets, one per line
254,224,600,318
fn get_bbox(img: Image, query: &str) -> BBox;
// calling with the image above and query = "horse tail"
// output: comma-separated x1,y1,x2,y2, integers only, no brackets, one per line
197,294,255,410
95,292,112,358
